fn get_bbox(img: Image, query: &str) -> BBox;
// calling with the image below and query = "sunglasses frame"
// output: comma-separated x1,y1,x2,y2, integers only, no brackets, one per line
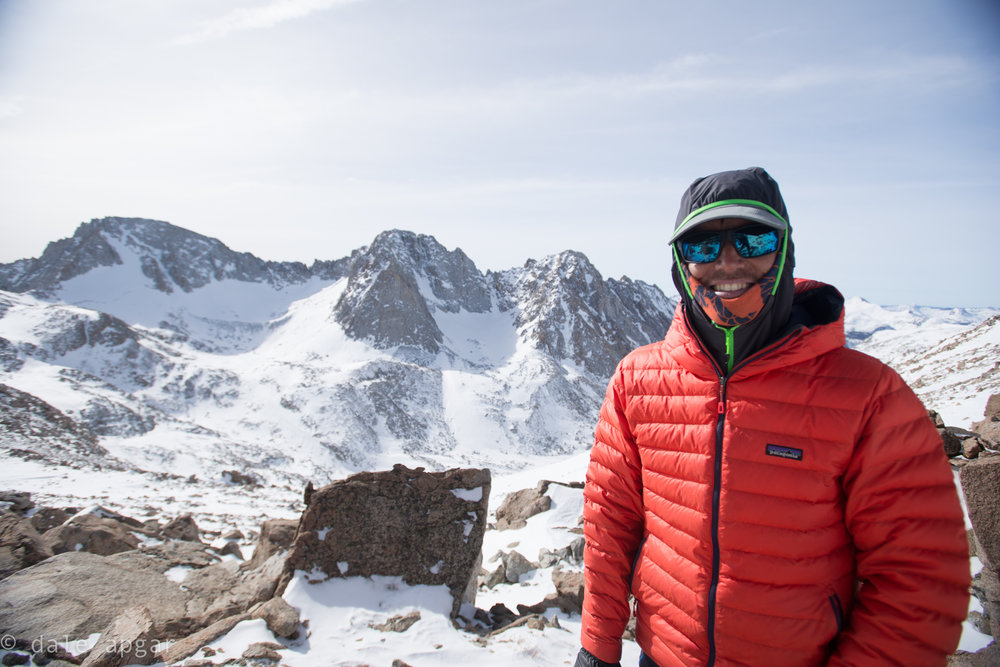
676,224,781,264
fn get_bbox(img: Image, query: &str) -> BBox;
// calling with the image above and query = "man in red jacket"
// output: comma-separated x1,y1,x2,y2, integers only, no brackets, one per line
575,167,970,667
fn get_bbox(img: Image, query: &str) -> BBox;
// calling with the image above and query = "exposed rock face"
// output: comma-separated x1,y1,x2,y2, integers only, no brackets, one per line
42,513,141,557
0,551,192,640
0,511,53,580
0,533,289,645
153,596,301,666
278,465,491,617
972,393,1000,443
0,383,129,470
960,456,1000,642
0,222,679,478
29,507,70,533
495,485,551,531
333,230,493,353
494,251,675,379
80,606,159,667
0,217,330,296
247,519,298,569
161,514,201,542
494,479,584,531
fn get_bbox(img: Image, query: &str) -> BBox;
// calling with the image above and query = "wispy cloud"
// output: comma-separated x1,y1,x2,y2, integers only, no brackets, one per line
174,0,363,44
0,97,25,121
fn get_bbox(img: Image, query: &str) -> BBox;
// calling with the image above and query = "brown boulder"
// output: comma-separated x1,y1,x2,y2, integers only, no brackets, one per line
29,507,69,533
181,550,286,629
961,457,1000,567
161,514,201,542
0,535,285,646
247,519,297,569
0,551,190,641
515,568,584,616
495,484,551,531
972,393,1000,444
960,456,1000,642
939,428,963,458
277,464,490,618
251,596,300,638
153,595,300,665
0,491,34,515
42,513,140,557
241,642,283,662
0,510,53,580
80,606,159,667
494,480,582,531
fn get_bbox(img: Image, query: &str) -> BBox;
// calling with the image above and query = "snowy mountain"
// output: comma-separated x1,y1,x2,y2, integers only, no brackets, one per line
843,297,1000,427
2,217,997,665
0,217,674,487
1,217,997,493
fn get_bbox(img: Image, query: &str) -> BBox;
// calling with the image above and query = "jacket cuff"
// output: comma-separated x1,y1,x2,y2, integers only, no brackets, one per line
574,647,622,667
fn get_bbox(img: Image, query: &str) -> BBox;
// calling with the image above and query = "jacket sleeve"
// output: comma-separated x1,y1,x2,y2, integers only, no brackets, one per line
827,364,970,666
580,363,645,664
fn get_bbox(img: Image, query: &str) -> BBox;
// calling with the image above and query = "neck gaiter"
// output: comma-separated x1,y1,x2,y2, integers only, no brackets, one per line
680,260,780,329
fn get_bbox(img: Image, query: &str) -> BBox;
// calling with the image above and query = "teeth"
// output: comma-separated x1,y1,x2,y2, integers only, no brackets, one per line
714,282,750,292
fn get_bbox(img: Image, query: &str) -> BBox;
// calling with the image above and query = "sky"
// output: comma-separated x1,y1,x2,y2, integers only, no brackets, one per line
0,0,998,308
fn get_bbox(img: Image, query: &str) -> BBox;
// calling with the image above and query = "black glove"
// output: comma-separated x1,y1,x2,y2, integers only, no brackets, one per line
574,647,622,667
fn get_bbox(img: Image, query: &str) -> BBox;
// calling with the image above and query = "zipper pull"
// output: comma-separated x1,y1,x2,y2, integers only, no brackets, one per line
718,400,725,414
718,379,727,415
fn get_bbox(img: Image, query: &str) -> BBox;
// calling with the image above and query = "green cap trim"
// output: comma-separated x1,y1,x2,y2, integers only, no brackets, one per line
681,198,786,227
670,198,788,244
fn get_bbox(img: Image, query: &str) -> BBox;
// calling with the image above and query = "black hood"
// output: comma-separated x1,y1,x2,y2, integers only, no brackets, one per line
669,167,797,372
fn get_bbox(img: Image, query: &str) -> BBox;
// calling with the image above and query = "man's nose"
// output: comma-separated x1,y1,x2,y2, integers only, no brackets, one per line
714,241,745,267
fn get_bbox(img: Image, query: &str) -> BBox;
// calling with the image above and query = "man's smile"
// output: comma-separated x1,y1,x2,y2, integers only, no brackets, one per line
709,281,754,298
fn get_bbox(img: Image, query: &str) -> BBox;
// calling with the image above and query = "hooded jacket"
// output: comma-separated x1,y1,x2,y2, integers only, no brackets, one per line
579,168,970,666
670,166,796,373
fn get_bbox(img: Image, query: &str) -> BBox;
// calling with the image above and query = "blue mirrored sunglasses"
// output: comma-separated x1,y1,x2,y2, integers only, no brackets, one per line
677,224,780,263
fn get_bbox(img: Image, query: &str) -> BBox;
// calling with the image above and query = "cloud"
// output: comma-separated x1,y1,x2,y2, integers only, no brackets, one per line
0,97,25,121
174,0,363,44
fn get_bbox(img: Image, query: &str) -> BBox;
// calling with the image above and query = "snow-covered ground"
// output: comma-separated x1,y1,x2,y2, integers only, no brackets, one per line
1,450,991,666
1,244,996,663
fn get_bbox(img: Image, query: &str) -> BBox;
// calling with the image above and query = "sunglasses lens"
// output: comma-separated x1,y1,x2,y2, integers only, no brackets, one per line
678,226,780,263
733,228,779,258
680,234,721,263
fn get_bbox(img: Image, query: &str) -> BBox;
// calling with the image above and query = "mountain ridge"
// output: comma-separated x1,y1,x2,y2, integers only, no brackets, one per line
0,217,996,488
0,218,677,485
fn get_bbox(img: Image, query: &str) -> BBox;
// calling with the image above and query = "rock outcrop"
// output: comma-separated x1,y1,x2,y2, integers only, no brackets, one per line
0,510,52,580
961,456,1000,643
278,465,491,618
0,499,294,665
972,394,1000,443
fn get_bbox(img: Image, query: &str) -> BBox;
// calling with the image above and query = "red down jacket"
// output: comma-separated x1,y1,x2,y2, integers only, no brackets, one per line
581,281,970,666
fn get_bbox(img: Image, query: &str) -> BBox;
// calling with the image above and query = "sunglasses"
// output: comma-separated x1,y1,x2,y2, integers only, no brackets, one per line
677,224,781,264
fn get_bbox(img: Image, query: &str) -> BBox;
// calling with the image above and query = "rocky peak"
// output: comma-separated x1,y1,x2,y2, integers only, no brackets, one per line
333,230,492,353
0,219,125,295
366,230,491,313
0,217,323,296
495,250,675,378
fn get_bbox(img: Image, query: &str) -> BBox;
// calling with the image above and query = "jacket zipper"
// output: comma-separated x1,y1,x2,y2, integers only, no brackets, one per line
694,314,805,667
707,375,727,667
828,593,845,633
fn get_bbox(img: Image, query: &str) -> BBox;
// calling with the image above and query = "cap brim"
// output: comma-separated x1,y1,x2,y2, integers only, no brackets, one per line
669,204,787,244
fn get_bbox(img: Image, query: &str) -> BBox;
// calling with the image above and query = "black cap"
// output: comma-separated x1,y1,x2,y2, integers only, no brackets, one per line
670,167,789,243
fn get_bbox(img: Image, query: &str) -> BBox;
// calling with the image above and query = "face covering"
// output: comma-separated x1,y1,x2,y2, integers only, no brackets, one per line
680,259,780,328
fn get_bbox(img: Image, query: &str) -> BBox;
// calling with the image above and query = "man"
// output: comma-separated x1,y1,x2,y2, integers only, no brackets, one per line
575,167,970,666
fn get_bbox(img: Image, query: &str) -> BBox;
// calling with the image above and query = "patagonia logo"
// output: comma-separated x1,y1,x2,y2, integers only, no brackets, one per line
766,444,804,461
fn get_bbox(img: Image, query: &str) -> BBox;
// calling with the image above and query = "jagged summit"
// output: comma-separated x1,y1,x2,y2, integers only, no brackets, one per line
2,217,993,483
333,230,494,354
0,217,345,296
495,250,673,377
0,218,679,481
